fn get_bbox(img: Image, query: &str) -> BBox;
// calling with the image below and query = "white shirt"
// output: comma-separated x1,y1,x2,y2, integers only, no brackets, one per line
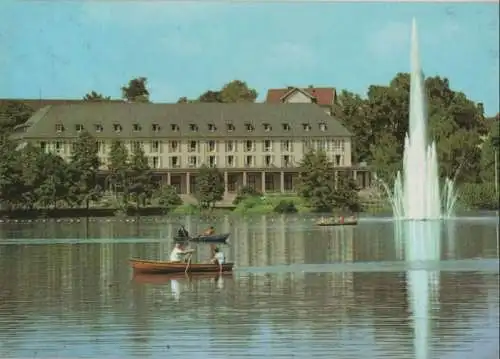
214,251,225,265
169,248,184,262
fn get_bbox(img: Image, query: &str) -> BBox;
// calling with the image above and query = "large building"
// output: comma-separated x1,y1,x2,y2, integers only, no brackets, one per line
13,102,371,199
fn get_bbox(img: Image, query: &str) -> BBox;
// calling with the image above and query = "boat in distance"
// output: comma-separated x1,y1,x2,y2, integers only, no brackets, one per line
129,258,235,274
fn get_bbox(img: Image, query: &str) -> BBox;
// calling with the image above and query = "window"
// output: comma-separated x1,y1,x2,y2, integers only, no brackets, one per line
170,141,178,152
245,123,254,132
208,156,216,167
245,140,254,152
227,123,235,132
152,123,160,132
265,155,272,167
207,140,216,152
55,124,64,133
303,140,313,151
264,140,272,152
131,141,142,151
225,141,235,152
283,155,291,167
39,141,46,151
282,123,291,131
55,141,62,153
208,123,216,132
302,123,311,131
96,141,104,153
188,156,197,168
75,124,84,132
94,124,103,132
316,140,327,151
113,124,122,133
151,140,160,153
335,155,342,166
263,123,272,132
171,124,179,132
281,140,292,152
170,156,180,168
319,123,327,132
189,123,198,132
151,157,159,169
245,155,253,167
332,139,345,152
133,123,141,132
189,141,198,152
227,155,235,167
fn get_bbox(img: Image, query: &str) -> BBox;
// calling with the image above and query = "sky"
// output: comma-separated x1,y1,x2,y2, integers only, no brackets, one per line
0,1,499,116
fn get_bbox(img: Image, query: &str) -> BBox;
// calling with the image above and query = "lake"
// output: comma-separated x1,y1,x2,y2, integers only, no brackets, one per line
0,214,498,359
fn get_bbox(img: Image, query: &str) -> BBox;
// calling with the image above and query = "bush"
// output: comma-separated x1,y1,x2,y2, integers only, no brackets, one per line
458,182,498,210
232,186,262,205
273,200,298,214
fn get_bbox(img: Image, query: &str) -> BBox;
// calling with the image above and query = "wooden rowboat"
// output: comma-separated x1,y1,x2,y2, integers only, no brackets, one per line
129,258,234,274
316,218,358,226
174,232,230,243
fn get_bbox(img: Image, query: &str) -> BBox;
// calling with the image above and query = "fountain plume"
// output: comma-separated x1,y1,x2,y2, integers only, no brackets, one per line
387,18,457,220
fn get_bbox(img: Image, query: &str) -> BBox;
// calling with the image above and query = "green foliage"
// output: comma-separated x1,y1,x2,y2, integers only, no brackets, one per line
128,145,153,209
182,80,258,103
273,200,298,214
68,131,102,209
155,185,182,213
458,182,498,210
0,100,34,135
233,185,262,205
121,77,150,102
83,91,111,102
107,140,130,206
297,150,336,212
195,165,225,208
332,172,361,213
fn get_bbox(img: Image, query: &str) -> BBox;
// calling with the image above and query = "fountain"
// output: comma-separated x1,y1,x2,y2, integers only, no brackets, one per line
387,18,458,220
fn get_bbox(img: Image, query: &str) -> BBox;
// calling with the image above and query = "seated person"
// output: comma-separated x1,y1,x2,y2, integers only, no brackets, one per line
210,247,225,266
169,243,194,263
202,226,215,236
177,226,190,238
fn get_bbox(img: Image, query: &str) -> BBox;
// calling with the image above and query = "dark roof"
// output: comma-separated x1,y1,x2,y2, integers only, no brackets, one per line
266,87,336,106
0,98,124,111
16,103,352,139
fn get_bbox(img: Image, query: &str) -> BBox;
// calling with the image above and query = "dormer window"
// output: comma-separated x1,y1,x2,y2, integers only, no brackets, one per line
152,123,160,132
171,124,179,132
55,124,65,133
263,123,272,132
75,124,84,132
94,124,103,132
302,123,311,131
189,124,198,132
113,124,122,133
208,123,216,132
245,123,254,132
319,123,327,132
227,123,235,132
282,123,291,131
133,123,141,132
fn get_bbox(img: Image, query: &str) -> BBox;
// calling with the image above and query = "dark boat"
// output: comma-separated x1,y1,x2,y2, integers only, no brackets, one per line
129,258,234,274
174,232,230,243
316,218,358,226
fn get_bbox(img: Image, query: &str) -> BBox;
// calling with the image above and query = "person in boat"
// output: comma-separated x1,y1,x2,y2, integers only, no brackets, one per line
169,243,194,263
210,246,225,267
202,226,215,236
177,226,190,239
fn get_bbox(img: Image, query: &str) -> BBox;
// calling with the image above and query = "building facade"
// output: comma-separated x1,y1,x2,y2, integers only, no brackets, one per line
13,102,371,200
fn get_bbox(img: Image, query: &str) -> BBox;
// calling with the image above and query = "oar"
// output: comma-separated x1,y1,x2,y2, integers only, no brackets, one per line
185,253,192,273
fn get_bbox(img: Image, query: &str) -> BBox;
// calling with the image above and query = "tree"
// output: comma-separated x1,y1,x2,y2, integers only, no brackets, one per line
128,145,153,210
297,151,336,212
107,140,130,205
155,185,182,213
83,91,111,102
198,90,222,103
69,131,102,211
121,77,150,102
0,101,34,135
219,80,258,103
0,137,23,209
32,153,70,209
332,172,361,213
195,165,224,209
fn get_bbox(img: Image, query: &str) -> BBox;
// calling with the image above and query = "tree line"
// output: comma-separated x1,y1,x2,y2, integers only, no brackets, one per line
0,73,498,211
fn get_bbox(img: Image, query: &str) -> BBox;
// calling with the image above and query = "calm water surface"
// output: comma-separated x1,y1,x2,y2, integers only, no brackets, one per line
0,215,498,359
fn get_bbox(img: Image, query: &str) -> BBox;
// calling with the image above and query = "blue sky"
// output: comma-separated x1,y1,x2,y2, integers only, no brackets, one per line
1,1,499,115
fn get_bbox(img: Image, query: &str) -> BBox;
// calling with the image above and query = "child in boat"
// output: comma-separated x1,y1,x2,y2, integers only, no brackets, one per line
177,226,190,238
169,243,194,262
210,246,225,266
202,226,215,236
